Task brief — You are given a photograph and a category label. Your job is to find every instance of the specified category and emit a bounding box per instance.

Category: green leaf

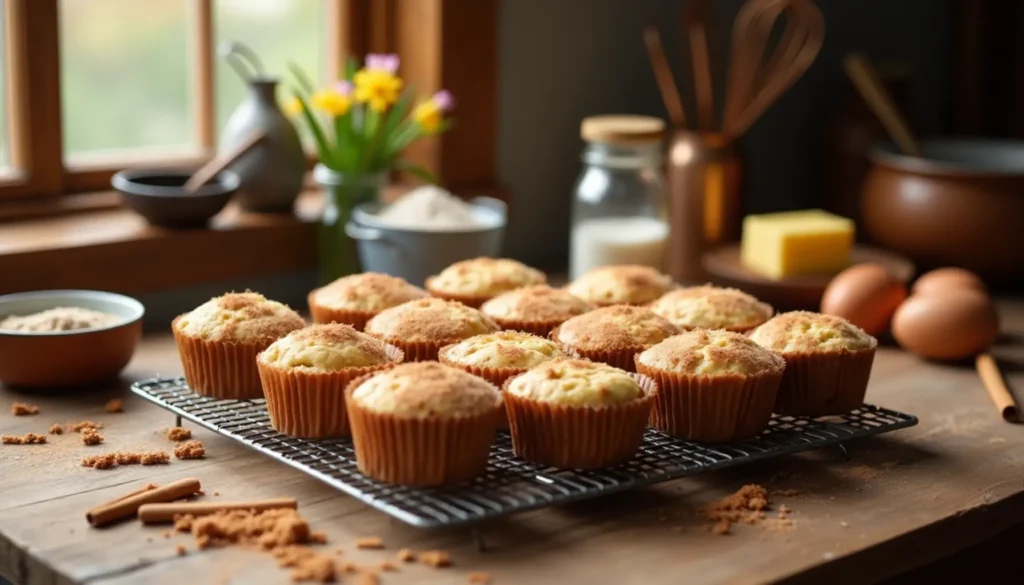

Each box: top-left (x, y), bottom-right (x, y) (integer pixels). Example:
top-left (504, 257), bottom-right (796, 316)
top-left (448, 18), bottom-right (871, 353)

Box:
top-left (294, 92), bottom-right (335, 168)
top-left (395, 159), bottom-right (440, 185)
top-left (344, 56), bottom-right (360, 81)
top-left (383, 120), bottom-right (422, 159)
top-left (288, 62), bottom-right (317, 96)
top-left (382, 88), bottom-right (414, 142)
top-left (333, 112), bottom-right (357, 172)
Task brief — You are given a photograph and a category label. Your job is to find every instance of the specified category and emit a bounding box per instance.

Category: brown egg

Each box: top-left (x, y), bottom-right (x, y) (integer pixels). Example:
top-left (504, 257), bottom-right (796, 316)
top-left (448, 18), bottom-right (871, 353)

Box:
top-left (892, 289), bottom-right (999, 360)
top-left (820, 263), bottom-right (907, 335)
top-left (912, 267), bottom-right (986, 296)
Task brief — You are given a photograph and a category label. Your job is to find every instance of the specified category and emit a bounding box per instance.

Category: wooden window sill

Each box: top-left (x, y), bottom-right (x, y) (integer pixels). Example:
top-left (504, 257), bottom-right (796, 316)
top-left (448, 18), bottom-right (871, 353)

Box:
top-left (0, 183), bottom-right (506, 295)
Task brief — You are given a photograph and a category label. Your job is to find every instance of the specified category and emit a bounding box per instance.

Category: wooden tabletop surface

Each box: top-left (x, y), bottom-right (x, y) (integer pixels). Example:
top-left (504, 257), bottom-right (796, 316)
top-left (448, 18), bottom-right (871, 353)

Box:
top-left (2, 302), bottom-right (1023, 585)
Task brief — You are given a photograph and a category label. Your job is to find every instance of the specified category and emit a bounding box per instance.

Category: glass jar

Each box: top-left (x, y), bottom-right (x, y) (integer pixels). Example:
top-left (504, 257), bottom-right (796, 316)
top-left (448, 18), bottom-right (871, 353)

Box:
top-left (569, 115), bottom-right (669, 279)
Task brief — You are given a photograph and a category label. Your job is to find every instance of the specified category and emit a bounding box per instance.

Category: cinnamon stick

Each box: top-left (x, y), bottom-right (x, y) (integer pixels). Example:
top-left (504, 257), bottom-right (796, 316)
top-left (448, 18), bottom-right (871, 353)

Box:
top-left (112, 482), bottom-right (159, 503)
top-left (976, 353), bottom-right (1020, 423)
top-left (87, 478), bottom-right (201, 527)
top-left (137, 497), bottom-right (298, 524)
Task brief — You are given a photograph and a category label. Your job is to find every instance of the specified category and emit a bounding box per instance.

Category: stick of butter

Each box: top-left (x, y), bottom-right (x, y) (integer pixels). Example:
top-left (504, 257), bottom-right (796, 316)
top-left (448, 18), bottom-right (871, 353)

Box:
top-left (740, 210), bottom-right (854, 280)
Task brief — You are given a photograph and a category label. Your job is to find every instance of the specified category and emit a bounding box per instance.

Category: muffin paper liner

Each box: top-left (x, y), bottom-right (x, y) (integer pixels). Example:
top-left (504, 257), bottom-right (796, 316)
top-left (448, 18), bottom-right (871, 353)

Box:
top-left (436, 352), bottom-right (528, 429)
top-left (257, 344), bottom-right (403, 438)
top-left (489, 316), bottom-right (568, 338)
top-left (173, 322), bottom-right (269, 400)
top-left (345, 374), bottom-right (502, 487)
top-left (502, 373), bottom-right (656, 469)
top-left (772, 347), bottom-right (876, 417)
top-left (636, 359), bottom-right (784, 442)
top-left (307, 293), bottom-right (376, 331)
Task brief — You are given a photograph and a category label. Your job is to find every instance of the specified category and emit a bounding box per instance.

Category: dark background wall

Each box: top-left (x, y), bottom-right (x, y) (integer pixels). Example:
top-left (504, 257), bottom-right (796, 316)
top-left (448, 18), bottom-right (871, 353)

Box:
top-left (497, 0), bottom-right (958, 271)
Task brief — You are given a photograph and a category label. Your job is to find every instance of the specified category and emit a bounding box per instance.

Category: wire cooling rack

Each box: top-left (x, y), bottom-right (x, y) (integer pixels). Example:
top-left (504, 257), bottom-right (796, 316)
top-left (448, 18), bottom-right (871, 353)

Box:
top-left (132, 377), bottom-right (917, 529)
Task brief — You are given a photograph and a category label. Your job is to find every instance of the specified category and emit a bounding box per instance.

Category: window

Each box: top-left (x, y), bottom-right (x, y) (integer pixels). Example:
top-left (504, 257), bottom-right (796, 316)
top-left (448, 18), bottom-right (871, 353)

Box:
top-left (0, 0), bottom-right (496, 213)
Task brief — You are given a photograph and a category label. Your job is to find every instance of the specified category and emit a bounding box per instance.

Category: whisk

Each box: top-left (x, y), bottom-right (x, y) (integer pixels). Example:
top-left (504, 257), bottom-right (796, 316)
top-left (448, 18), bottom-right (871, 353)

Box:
top-left (643, 0), bottom-right (825, 142)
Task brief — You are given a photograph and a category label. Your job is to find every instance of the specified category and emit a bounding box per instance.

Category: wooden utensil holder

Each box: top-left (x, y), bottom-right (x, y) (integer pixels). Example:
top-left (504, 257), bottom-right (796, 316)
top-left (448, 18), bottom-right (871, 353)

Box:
top-left (666, 131), bottom-right (743, 284)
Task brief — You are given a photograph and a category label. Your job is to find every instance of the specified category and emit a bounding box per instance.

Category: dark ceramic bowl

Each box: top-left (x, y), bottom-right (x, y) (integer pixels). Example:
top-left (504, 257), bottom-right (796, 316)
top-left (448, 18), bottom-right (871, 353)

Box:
top-left (112, 168), bottom-right (239, 228)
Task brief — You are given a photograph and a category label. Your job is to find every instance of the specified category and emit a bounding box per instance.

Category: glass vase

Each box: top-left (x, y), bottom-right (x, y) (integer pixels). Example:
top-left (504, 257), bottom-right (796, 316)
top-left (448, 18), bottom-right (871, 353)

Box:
top-left (313, 164), bottom-right (385, 284)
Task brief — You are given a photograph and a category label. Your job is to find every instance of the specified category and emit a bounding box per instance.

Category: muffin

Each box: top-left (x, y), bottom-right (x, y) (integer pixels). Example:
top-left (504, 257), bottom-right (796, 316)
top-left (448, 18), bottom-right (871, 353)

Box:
top-left (567, 265), bottom-right (674, 306)
top-left (425, 257), bottom-right (547, 307)
top-left (480, 285), bottom-right (595, 336)
top-left (307, 273), bottom-right (428, 330)
top-left (439, 331), bottom-right (568, 426)
top-left (635, 329), bottom-right (785, 441)
top-left (749, 311), bottom-right (877, 416)
top-left (173, 292), bottom-right (305, 399)
top-left (364, 298), bottom-right (499, 361)
top-left (346, 362), bottom-right (502, 486)
top-left (551, 305), bottom-right (681, 371)
top-left (257, 324), bottom-right (403, 438)
top-left (503, 359), bottom-right (656, 469)
top-left (650, 285), bottom-right (773, 332)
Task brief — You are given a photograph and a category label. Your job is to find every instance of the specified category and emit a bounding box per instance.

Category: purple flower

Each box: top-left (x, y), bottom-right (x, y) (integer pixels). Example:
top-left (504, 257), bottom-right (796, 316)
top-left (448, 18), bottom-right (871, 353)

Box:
top-left (365, 53), bottom-right (400, 74)
top-left (432, 89), bottom-right (455, 111)
top-left (334, 80), bottom-right (353, 95)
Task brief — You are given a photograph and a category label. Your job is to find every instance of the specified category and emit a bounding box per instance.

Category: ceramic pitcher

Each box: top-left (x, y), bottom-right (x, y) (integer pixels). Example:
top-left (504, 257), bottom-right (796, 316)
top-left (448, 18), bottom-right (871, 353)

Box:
top-left (220, 79), bottom-right (305, 213)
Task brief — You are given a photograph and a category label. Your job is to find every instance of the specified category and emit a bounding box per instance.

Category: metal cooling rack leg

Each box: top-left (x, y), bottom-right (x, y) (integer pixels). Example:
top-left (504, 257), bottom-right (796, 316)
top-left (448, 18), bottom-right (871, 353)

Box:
top-left (175, 415), bottom-right (182, 427)
top-left (836, 443), bottom-right (851, 461)
top-left (472, 528), bottom-right (486, 553)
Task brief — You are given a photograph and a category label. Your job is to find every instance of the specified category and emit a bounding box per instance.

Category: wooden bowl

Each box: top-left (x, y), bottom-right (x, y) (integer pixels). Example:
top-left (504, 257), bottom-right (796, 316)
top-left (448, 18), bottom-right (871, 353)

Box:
top-left (702, 245), bottom-right (914, 311)
top-left (861, 140), bottom-right (1024, 284)
top-left (0, 290), bottom-right (144, 388)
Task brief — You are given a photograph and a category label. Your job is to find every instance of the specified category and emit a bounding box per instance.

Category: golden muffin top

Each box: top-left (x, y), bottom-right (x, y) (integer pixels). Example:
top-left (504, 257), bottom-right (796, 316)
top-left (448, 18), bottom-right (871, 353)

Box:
top-left (174, 292), bottom-right (305, 344)
top-left (505, 359), bottom-right (643, 407)
top-left (350, 362), bottom-right (501, 417)
top-left (310, 273), bottom-right (428, 313)
top-left (637, 329), bottom-right (785, 376)
top-left (554, 305), bottom-right (681, 351)
top-left (364, 298), bottom-right (499, 343)
top-left (567, 265), bottom-right (674, 306)
top-left (480, 285), bottom-right (595, 323)
top-left (259, 324), bottom-right (396, 371)
top-left (439, 331), bottom-right (567, 369)
top-left (650, 285), bottom-right (773, 330)
top-left (749, 311), bottom-right (877, 354)
top-left (426, 257), bottom-right (546, 298)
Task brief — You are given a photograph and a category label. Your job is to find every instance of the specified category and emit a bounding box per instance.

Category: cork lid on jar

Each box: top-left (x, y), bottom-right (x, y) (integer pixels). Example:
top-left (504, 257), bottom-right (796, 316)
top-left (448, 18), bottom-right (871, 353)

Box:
top-left (580, 115), bottom-right (666, 145)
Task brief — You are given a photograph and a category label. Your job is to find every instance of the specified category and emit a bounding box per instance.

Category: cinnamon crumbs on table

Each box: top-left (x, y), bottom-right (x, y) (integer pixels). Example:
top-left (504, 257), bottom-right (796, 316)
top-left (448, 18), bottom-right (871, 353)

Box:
top-left (309, 531), bottom-right (328, 545)
top-left (355, 536), bottom-right (384, 549)
top-left (419, 550), bottom-right (452, 568)
top-left (11, 402), bottom-right (39, 415)
top-left (116, 452), bottom-right (141, 465)
top-left (174, 440), bottom-right (205, 459)
top-left (48, 423), bottom-right (63, 435)
top-left (81, 454), bottom-right (117, 469)
top-left (173, 514), bottom-right (195, 532)
top-left (396, 548), bottom-right (416, 562)
top-left (340, 561), bottom-right (358, 574)
top-left (355, 572), bottom-right (379, 585)
top-left (467, 571), bottom-right (493, 584)
top-left (105, 399), bottom-right (124, 413)
top-left (2, 433), bottom-right (47, 444)
top-left (81, 429), bottom-right (104, 445)
top-left (167, 427), bottom-right (192, 441)
top-left (140, 451), bottom-right (170, 465)
top-left (378, 560), bottom-right (398, 572)
top-left (702, 484), bottom-right (797, 535)
top-left (175, 544), bottom-right (187, 556)
top-left (68, 421), bottom-right (102, 433)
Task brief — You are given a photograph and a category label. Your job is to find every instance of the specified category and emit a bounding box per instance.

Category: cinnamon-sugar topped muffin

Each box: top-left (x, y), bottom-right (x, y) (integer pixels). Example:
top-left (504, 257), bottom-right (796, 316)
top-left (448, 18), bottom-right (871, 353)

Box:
top-left (649, 285), bottom-right (772, 332)
top-left (259, 324), bottom-right (391, 371)
top-left (364, 298), bottom-right (499, 361)
top-left (505, 359), bottom-right (643, 407)
top-left (426, 257), bottom-right (546, 307)
top-left (749, 311), bottom-right (875, 354)
top-left (567, 265), bottom-right (674, 306)
top-left (350, 362), bottom-right (501, 417)
top-left (480, 285), bottom-right (594, 335)
top-left (439, 331), bottom-right (566, 370)
top-left (175, 291), bottom-right (305, 344)
top-left (309, 272), bottom-right (428, 323)
top-left (552, 305), bottom-right (680, 371)
top-left (637, 329), bottom-right (784, 376)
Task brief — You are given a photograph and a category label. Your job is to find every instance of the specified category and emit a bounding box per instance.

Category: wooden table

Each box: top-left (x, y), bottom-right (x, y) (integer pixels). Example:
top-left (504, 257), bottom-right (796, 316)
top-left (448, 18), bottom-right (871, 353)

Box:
top-left (2, 303), bottom-right (1023, 585)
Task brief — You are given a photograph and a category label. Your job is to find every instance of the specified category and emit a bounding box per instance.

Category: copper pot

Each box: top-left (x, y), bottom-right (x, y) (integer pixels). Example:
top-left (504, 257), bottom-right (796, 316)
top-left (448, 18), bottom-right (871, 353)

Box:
top-left (861, 140), bottom-right (1024, 284)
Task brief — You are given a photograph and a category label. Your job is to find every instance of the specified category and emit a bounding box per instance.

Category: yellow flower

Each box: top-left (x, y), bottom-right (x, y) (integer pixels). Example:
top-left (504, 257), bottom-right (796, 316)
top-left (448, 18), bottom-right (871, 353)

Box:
top-left (311, 90), bottom-right (352, 116)
top-left (353, 69), bottom-right (403, 112)
top-left (412, 100), bottom-right (443, 133)
top-left (283, 96), bottom-right (303, 117)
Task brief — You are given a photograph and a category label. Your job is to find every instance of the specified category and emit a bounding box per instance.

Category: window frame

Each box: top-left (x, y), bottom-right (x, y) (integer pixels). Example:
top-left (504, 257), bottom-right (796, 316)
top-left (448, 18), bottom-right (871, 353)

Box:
top-left (0, 0), bottom-right (497, 213)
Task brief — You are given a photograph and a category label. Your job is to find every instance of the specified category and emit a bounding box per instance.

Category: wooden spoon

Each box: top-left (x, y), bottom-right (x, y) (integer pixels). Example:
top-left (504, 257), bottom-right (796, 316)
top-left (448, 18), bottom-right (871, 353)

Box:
top-left (182, 131), bottom-right (266, 194)
top-left (842, 53), bottom-right (922, 156)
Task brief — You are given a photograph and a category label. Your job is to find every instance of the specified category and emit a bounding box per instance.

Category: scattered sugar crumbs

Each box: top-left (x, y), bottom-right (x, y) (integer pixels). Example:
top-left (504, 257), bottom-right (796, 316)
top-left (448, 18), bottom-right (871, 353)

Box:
top-left (81, 450), bottom-right (169, 469)
top-left (105, 399), bottom-right (124, 413)
top-left (174, 440), bottom-right (205, 460)
top-left (2, 433), bottom-right (47, 445)
top-left (68, 421), bottom-right (103, 433)
top-left (468, 572), bottom-right (493, 584)
top-left (355, 571), bottom-right (379, 585)
top-left (355, 536), bottom-right (385, 550)
top-left (167, 427), bottom-right (192, 442)
top-left (396, 548), bottom-right (416, 562)
top-left (48, 423), bottom-right (64, 435)
top-left (81, 454), bottom-right (117, 469)
top-left (82, 429), bottom-right (104, 446)
top-left (175, 544), bottom-right (188, 556)
top-left (378, 560), bottom-right (398, 572)
top-left (11, 402), bottom-right (39, 416)
top-left (419, 550), bottom-right (452, 568)
top-left (702, 484), bottom-right (796, 536)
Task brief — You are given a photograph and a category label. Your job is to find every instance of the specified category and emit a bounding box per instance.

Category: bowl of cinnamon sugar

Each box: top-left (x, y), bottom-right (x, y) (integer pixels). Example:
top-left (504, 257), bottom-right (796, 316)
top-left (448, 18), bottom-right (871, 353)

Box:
top-left (0, 290), bottom-right (144, 388)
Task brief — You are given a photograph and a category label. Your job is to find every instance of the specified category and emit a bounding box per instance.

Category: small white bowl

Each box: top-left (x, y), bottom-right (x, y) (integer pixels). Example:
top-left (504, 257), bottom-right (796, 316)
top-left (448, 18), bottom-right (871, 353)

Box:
top-left (0, 290), bottom-right (144, 388)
